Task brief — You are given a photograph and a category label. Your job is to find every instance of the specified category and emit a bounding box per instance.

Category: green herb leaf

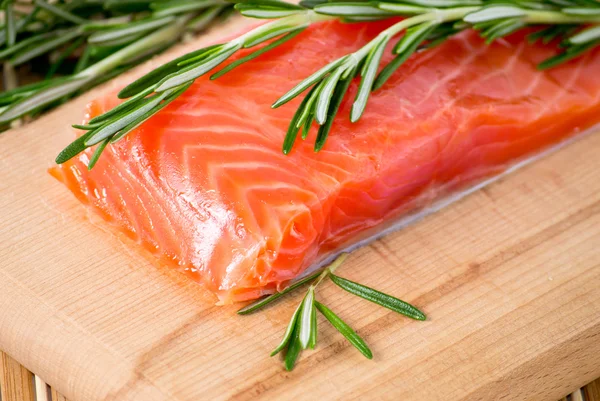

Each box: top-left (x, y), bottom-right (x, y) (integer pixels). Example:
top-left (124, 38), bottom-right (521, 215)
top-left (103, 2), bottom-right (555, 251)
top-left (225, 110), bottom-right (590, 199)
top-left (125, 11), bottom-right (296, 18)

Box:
top-left (315, 67), bottom-right (345, 124)
top-left (243, 23), bottom-right (307, 48)
top-left (528, 24), bottom-right (577, 44)
top-left (71, 123), bottom-right (101, 131)
top-left (284, 327), bottom-right (302, 371)
top-left (296, 79), bottom-right (324, 128)
top-left (0, 31), bottom-right (58, 60)
top-left (88, 16), bottom-right (175, 45)
top-left (11, 29), bottom-right (82, 66)
top-left (110, 81), bottom-right (192, 143)
top-left (329, 274), bottom-right (426, 320)
top-left (118, 46), bottom-right (219, 98)
top-left (301, 113), bottom-right (314, 139)
top-left (271, 303), bottom-right (302, 356)
top-left (563, 7), bottom-right (600, 16)
top-left (464, 5), bottom-right (526, 23)
top-left (85, 92), bottom-right (169, 146)
top-left (74, 44), bottom-right (92, 74)
top-left (55, 129), bottom-right (97, 164)
top-left (46, 36), bottom-right (86, 79)
top-left (314, 67), bottom-right (355, 151)
top-left (373, 19), bottom-right (444, 92)
top-left (309, 303), bottom-right (318, 349)
top-left (351, 36), bottom-right (388, 122)
top-left (373, 51), bottom-right (409, 91)
top-left (177, 45), bottom-right (225, 67)
top-left (236, 5), bottom-right (305, 19)
top-left (5, 3), bottom-right (17, 48)
top-left (376, 3), bottom-right (430, 14)
top-left (0, 0), bottom-right (230, 129)
top-left (187, 5), bottom-right (226, 31)
top-left (80, 16), bottom-right (133, 31)
top-left (282, 83), bottom-right (319, 154)
top-left (272, 55), bottom-right (348, 109)
top-left (152, 0), bottom-right (224, 17)
top-left (315, 301), bottom-right (373, 359)
top-left (399, 0), bottom-right (482, 6)
top-left (155, 43), bottom-right (241, 92)
top-left (478, 17), bottom-right (526, 43)
top-left (103, 0), bottom-right (153, 13)
top-left (0, 77), bottom-right (89, 124)
top-left (211, 27), bottom-right (305, 80)
top-left (0, 79), bottom-right (56, 105)
top-left (87, 138), bottom-right (110, 170)
top-left (34, 0), bottom-right (89, 24)
top-left (298, 288), bottom-right (315, 349)
top-left (538, 38), bottom-right (600, 69)
top-left (314, 2), bottom-right (397, 17)
top-left (568, 24), bottom-right (600, 44)
top-left (90, 87), bottom-right (155, 125)
top-left (299, 0), bottom-right (327, 8)
top-left (235, 0), bottom-right (305, 11)
top-left (394, 20), bottom-right (439, 54)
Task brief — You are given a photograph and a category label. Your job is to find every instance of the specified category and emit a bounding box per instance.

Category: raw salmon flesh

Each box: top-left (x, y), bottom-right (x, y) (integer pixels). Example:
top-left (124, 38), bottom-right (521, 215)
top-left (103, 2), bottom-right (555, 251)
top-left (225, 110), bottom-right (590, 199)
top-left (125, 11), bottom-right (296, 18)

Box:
top-left (51, 20), bottom-right (600, 303)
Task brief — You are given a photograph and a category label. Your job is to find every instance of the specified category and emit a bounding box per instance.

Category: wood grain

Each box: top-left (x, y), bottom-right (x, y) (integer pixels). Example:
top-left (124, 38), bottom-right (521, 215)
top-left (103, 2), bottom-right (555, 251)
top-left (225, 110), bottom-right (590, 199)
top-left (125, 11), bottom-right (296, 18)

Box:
top-left (0, 353), bottom-right (34, 401)
top-left (2, 351), bottom-right (599, 400)
top-left (51, 387), bottom-right (68, 401)
top-left (586, 378), bottom-right (600, 401)
top-left (1, 16), bottom-right (600, 401)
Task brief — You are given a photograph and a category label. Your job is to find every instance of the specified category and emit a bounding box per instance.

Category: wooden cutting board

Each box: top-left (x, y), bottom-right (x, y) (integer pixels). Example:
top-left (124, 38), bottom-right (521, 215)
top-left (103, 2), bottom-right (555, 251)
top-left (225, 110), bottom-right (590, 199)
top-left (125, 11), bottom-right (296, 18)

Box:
top-left (1, 18), bottom-right (600, 401)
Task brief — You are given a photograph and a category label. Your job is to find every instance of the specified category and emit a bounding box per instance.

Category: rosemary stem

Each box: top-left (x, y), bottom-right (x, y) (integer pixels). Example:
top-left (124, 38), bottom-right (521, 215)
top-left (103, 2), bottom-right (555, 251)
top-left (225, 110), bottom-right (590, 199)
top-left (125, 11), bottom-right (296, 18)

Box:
top-left (387, 7), bottom-right (479, 36)
top-left (3, 62), bottom-right (18, 91)
top-left (234, 10), bottom-right (335, 48)
top-left (524, 10), bottom-right (600, 24)
top-left (307, 9), bottom-right (338, 24)
top-left (352, 7), bottom-right (479, 62)
top-left (312, 253), bottom-right (349, 289)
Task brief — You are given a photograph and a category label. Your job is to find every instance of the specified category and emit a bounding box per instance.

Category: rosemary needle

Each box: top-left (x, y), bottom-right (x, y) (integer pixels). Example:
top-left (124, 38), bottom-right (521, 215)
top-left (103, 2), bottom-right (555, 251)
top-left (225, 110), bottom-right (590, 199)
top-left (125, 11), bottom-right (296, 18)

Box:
top-left (315, 301), bottom-right (372, 359)
top-left (284, 326), bottom-right (302, 371)
top-left (330, 274), bottom-right (426, 320)
top-left (298, 288), bottom-right (315, 349)
top-left (271, 303), bottom-right (302, 356)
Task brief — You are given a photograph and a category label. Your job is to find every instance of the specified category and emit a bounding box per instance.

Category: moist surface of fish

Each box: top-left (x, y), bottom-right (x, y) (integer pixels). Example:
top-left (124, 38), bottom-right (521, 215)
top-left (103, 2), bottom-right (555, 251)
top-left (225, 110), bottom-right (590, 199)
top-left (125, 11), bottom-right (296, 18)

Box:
top-left (51, 21), bottom-right (600, 302)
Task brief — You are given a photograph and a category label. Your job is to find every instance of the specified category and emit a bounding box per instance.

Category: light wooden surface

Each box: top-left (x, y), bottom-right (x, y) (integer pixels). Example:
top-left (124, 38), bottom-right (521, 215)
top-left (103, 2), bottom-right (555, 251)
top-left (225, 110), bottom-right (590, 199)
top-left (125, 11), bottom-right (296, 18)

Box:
top-left (587, 378), bottom-right (600, 400)
top-left (1, 17), bottom-right (600, 401)
top-left (2, 356), bottom-right (599, 401)
top-left (0, 353), bottom-right (34, 401)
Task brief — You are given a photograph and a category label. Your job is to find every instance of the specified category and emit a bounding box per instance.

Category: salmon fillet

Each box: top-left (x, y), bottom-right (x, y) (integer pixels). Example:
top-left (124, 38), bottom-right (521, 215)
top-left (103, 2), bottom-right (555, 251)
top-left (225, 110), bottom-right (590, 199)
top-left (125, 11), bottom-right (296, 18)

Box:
top-left (51, 20), bottom-right (600, 303)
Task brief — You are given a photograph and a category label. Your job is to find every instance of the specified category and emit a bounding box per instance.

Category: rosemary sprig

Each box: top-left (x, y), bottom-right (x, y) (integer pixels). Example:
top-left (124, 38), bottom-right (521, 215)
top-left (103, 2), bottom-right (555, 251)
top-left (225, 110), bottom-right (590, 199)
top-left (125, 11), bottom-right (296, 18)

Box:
top-left (239, 253), bottom-right (426, 370)
top-left (56, 4), bottom-right (334, 168)
top-left (274, 0), bottom-right (600, 153)
top-left (57, 0), bottom-right (600, 168)
top-left (0, 0), bottom-right (232, 127)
